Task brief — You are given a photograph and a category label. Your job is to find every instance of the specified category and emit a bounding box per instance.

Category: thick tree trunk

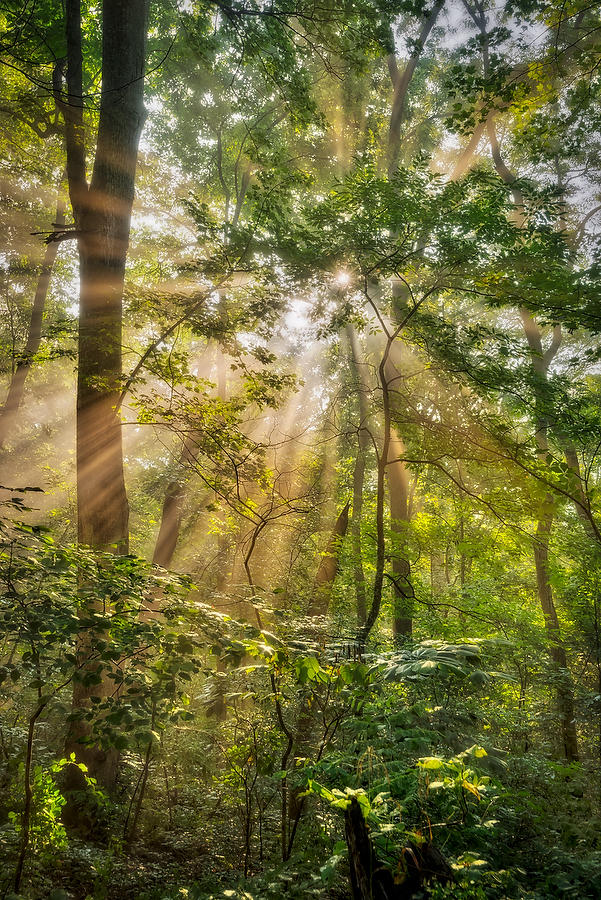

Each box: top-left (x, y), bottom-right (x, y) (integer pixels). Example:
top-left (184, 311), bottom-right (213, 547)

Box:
top-left (76, 0), bottom-right (148, 552)
top-left (62, 0), bottom-right (150, 791)
top-left (76, 234), bottom-right (130, 552)
top-left (0, 194), bottom-right (65, 448)
top-left (345, 797), bottom-right (379, 900)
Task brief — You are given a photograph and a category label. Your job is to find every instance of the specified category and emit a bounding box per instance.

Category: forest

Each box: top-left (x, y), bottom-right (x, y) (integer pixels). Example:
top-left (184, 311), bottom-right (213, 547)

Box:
top-left (1, 0), bottom-right (601, 897)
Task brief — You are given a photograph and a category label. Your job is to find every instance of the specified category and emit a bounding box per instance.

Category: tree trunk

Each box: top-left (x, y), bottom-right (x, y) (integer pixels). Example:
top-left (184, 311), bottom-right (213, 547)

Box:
top-left (458, 511), bottom-right (467, 587)
top-left (286, 501), bottom-right (350, 849)
top-left (0, 193), bottom-right (65, 449)
top-left (214, 344), bottom-right (232, 590)
top-left (345, 796), bottom-right (378, 900)
top-left (351, 451), bottom-right (368, 624)
top-left (387, 0), bottom-right (444, 175)
top-left (387, 429), bottom-right (413, 639)
top-left (76, 0), bottom-right (148, 553)
top-left (61, 0), bottom-right (150, 791)
top-left (152, 340), bottom-right (229, 574)
top-left (357, 334), bottom-right (395, 653)
top-left (309, 501), bottom-right (350, 616)
top-left (535, 507), bottom-right (579, 761)
top-left (346, 324), bottom-right (371, 624)
top-left (153, 432), bottom-right (201, 569)
top-left (449, 113), bottom-right (491, 181)
top-left (488, 120), bottom-right (579, 763)
top-left (561, 444), bottom-right (601, 543)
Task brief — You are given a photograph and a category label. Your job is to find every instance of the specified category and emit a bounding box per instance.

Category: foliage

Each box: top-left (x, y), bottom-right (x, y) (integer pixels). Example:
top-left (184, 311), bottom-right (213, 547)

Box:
top-left (2, 0), bottom-right (601, 896)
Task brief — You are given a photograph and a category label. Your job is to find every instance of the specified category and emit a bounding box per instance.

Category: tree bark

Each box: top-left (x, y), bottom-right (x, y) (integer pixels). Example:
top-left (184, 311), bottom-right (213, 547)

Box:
top-left (357, 332), bottom-right (396, 653)
top-left (213, 344), bottom-right (232, 590)
top-left (535, 507), bottom-right (579, 760)
top-left (384, 8), bottom-right (430, 630)
top-left (387, 428), bottom-right (413, 639)
top-left (153, 432), bottom-right (201, 569)
top-left (346, 324), bottom-right (371, 624)
top-left (449, 115), bottom-right (489, 180)
top-left (286, 500), bottom-right (350, 848)
top-left (61, 0), bottom-right (150, 790)
top-left (75, 0), bottom-right (149, 553)
top-left (309, 501), bottom-right (350, 616)
top-left (387, 0), bottom-right (444, 175)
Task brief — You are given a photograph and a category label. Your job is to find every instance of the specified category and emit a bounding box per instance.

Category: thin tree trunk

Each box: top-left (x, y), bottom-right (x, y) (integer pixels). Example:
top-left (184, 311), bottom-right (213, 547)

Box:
top-left (387, 428), bottom-right (413, 639)
top-left (488, 120), bottom-right (579, 761)
top-left (13, 702), bottom-right (46, 891)
top-left (351, 451), bottom-right (368, 624)
top-left (535, 506), bottom-right (579, 760)
top-left (458, 510), bottom-right (466, 586)
top-left (449, 115), bottom-right (489, 180)
top-left (346, 324), bottom-right (371, 624)
top-left (560, 430), bottom-right (601, 544)
top-left (285, 501), bottom-right (350, 853)
top-left (151, 132), bottom-right (252, 575)
top-left (0, 193), bottom-right (66, 448)
top-left (385, 8), bottom-right (432, 622)
top-left (152, 340), bottom-right (225, 573)
top-left (153, 432), bottom-right (201, 569)
top-left (357, 335), bottom-right (395, 653)
top-left (309, 501), bottom-right (350, 616)
top-left (214, 343), bottom-right (232, 590)
top-left (430, 549), bottom-right (446, 597)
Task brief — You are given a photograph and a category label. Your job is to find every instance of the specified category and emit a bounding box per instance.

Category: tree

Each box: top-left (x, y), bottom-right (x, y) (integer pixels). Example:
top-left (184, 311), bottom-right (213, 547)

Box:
top-left (58, 0), bottom-right (150, 787)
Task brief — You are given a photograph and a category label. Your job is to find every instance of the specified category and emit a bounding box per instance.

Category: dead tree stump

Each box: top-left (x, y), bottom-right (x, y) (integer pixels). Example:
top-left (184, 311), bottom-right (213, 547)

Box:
top-left (344, 796), bottom-right (454, 899)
